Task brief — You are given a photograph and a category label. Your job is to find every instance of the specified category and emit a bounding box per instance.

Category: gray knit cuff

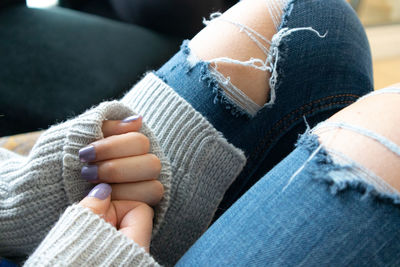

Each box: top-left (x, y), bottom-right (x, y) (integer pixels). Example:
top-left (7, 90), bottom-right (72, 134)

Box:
top-left (61, 101), bottom-right (172, 235)
top-left (121, 73), bottom-right (247, 264)
top-left (0, 97), bottom-right (171, 261)
top-left (24, 205), bottom-right (160, 267)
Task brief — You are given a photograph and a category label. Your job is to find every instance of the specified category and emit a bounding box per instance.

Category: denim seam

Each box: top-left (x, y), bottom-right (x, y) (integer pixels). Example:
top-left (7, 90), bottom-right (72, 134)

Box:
top-left (253, 100), bottom-right (354, 157)
top-left (250, 94), bottom-right (359, 159)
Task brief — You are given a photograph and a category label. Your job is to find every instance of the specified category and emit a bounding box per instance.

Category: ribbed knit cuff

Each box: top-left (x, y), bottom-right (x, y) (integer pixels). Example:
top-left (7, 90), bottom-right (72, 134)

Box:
top-left (62, 101), bottom-right (139, 202)
top-left (0, 100), bottom-right (171, 261)
top-left (121, 73), bottom-right (247, 265)
top-left (24, 205), bottom-right (159, 267)
top-left (0, 147), bottom-right (23, 161)
top-left (61, 101), bottom-right (172, 235)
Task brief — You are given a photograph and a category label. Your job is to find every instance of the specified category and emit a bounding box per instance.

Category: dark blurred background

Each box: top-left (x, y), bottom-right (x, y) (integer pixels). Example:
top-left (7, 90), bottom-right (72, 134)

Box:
top-left (0, 0), bottom-right (236, 136)
top-left (3, 0), bottom-right (396, 136)
top-left (61, 0), bottom-right (237, 38)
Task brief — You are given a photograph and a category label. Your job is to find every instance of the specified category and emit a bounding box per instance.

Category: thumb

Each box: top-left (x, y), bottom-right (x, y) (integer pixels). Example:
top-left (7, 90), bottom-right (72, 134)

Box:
top-left (118, 202), bottom-right (154, 252)
top-left (80, 183), bottom-right (112, 216)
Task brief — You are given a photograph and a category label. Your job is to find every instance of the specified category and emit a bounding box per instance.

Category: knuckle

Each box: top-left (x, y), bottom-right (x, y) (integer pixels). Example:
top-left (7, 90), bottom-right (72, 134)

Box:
top-left (140, 203), bottom-right (154, 218)
top-left (100, 137), bottom-right (115, 152)
top-left (82, 202), bottom-right (104, 216)
top-left (99, 141), bottom-right (108, 153)
top-left (139, 135), bottom-right (151, 153)
top-left (147, 154), bottom-right (162, 174)
top-left (151, 180), bottom-right (164, 202)
top-left (104, 161), bottom-right (119, 178)
top-left (90, 206), bottom-right (104, 216)
top-left (128, 132), bottom-right (150, 153)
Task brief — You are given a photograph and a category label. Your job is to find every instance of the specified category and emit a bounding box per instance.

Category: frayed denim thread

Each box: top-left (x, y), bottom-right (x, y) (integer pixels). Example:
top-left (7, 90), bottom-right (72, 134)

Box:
top-left (294, 133), bottom-right (400, 205)
top-left (180, 40), bottom-right (252, 118)
top-left (279, 0), bottom-right (296, 29)
top-left (186, 0), bottom-right (326, 118)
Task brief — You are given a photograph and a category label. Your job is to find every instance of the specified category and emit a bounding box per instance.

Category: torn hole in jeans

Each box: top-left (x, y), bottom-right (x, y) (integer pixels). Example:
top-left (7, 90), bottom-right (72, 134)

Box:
top-left (185, 0), bottom-right (327, 117)
top-left (282, 118), bottom-right (400, 204)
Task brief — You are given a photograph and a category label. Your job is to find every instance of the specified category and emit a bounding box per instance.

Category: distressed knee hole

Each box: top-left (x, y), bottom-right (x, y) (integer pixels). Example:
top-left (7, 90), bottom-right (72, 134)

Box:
top-left (310, 88), bottom-right (400, 197)
top-left (286, 131), bottom-right (400, 205)
top-left (314, 122), bottom-right (400, 196)
top-left (188, 0), bottom-right (326, 117)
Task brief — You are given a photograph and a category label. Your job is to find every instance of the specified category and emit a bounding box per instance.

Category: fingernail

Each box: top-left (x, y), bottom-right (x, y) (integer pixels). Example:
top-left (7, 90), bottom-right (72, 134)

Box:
top-left (81, 165), bottom-right (98, 181)
top-left (79, 145), bottom-right (96, 162)
top-left (122, 115), bottom-right (141, 123)
top-left (87, 183), bottom-right (112, 200)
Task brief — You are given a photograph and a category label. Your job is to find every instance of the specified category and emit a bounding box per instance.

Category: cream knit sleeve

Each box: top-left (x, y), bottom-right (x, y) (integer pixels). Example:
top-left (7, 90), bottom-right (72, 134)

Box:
top-left (1, 73), bottom-right (246, 266)
top-left (24, 205), bottom-right (160, 267)
top-left (0, 101), bottom-right (171, 263)
top-left (121, 73), bottom-right (247, 265)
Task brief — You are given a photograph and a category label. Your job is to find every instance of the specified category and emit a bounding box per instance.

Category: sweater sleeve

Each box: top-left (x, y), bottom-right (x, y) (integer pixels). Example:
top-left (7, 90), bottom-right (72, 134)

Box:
top-left (1, 73), bottom-right (246, 266)
top-left (0, 101), bottom-right (171, 263)
top-left (24, 205), bottom-right (160, 267)
top-left (121, 73), bottom-right (247, 265)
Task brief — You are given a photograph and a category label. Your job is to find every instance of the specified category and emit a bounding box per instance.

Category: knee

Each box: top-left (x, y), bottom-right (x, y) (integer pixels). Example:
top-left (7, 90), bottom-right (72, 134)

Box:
top-left (286, 0), bottom-right (372, 72)
top-left (314, 89), bottom-right (400, 193)
top-left (275, 0), bottom-right (373, 98)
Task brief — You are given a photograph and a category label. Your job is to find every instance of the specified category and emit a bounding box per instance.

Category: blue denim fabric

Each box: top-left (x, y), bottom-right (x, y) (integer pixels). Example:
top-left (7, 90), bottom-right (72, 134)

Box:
top-left (0, 259), bottom-right (18, 267)
top-left (177, 134), bottom-right (400, 266)
top-left (156, 0), bottom-right (373, 217)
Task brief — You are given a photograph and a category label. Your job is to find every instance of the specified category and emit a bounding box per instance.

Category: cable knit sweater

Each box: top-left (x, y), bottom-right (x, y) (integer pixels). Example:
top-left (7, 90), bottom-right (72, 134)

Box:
top-left (0, 73), bottom-right (247, 266)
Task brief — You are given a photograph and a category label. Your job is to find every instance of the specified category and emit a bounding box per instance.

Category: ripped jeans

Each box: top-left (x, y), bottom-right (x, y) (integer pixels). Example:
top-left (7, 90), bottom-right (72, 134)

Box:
top-left (153, 0), bottom-right (400, 264)
top-left (156, 0), bottom-right (373, 217)
top-left (177, 110), bottom-right (400, 265)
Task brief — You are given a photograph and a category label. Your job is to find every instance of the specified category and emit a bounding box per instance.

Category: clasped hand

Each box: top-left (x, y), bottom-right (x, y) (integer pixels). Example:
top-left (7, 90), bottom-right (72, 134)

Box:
top-left (78, 115), bottom-right (163, 251)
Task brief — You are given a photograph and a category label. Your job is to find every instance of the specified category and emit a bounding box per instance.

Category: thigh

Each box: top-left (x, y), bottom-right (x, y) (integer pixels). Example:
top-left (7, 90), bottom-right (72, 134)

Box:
top-left (0, 5), bottom-right (180, 136)
top-left (155, 0), bottom-right (373, 216)
top-left (177, 133), bottom-right (400, 266)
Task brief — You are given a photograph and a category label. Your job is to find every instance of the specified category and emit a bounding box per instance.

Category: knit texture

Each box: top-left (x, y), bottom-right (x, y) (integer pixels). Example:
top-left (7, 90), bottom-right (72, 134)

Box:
top-left (24, 205), bottom-right (159, 267)
top-left (0, 101), bottom-right (171, 262)
top-left (121, 73), bottom-right (247, 265)
top-left (1, 73), bottom-right (246, 266)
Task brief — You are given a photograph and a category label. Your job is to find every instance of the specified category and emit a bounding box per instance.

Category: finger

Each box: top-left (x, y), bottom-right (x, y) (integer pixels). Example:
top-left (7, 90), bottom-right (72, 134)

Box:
top-left (81, 154), bottom-right (161, 183)
top-left (91, 154), bottom-right (161, 183)
top-left (79, 183), bottom-right (115, 225)
top-left (102, 116), bottom-right (142, 138)
top-left (111, 200), bottom-right (144, 226)
top-left (79, 132), bottom-right (150, 163)
top-left (111, 180), bottom-right (164, 206)
top-left (118, 203), bottom-right (154, 251)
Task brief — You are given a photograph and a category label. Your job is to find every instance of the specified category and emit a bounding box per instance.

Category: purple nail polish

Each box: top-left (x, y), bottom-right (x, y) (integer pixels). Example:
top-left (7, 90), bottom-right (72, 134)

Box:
top-left (81, 165), bottom-right (98, 181)
top-left (79, 145), bottom-right (96, 162)
top-left (122, 115), bottom-right (141, 123)
top-left (87, 183), bottom-right (112, 200)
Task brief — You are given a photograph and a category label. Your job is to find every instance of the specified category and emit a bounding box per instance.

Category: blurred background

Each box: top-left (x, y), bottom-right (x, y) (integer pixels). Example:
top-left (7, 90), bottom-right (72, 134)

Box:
top-left (354, 0), bottom-right (400, 89)
top-left (0, 0), bottom-right (399, 140)
top-left (25, 0), bottom-right (400, 89)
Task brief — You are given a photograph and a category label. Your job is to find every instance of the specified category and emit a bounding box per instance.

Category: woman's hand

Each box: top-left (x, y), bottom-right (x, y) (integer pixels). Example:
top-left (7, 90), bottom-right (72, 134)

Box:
top-left (80, 183), bottom-right (154, 251)
top-left (78, 115), bottom-right (164, 206)
top-left (77, 115), bottom-right (163, 251)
